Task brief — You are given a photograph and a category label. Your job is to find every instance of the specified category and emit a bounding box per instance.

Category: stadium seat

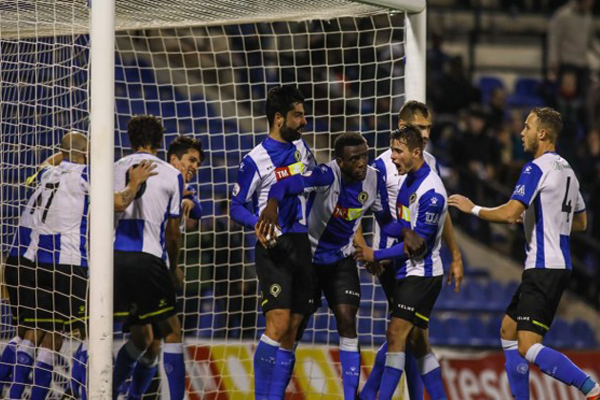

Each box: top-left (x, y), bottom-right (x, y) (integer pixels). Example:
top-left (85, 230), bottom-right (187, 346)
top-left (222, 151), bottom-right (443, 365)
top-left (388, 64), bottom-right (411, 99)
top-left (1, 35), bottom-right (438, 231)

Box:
top-left (464, 280), bottom-right (487, 311)
top-left (446, 317), bottom-right (470, 346)
top-left (478, 76), bottom-right (504, 104)
top-left (508, 77), bottom-right (545, 108)
top-left (466, 317), bottom-right (489, 347)
top-left (572, 319), bottom-right (597, 348)
top-left (485, 280), bottom-right (507, 312)
top-left (545, 319), bottom-right (571, 348)
top-left (429, 317), bottom-right (447, 346)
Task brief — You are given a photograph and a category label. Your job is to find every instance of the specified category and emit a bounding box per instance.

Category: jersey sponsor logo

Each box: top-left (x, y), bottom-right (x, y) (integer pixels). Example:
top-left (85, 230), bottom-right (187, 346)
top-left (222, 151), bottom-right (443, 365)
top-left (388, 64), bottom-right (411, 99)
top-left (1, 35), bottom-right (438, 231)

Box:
top-left (358, 191), bottom-right (369, 205)
top-left (333, 204), bottom-right (363, 221)
top-left (425, 212), bottom-right (440, 225)
top-left (398, 205), bottom-right (410, 222)
top-left (232, 183), bottom-right (240, 196)
top-left (275, 161), bottom-right (304, 181)
top-left (513, 185), bottom-right (526, 197)
top-left (269, 284), bottom-right (282, 297)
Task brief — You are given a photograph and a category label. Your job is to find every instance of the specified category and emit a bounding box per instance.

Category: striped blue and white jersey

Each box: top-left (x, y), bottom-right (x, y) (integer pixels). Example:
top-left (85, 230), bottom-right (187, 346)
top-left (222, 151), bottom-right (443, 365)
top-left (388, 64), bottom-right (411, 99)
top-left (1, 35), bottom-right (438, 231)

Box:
top-left (22, 161), bottom-right (90, 267)
top-left (230, 137), bottom-right (315, 234)
top-left (510, 152), bottom-right (585, 270)
top-left (304, 161), bottom-right (389, 265)
top-left (114, 153), bottom-right (183, 266)
top-left (8, 184), bottom-right (43, 261)
top-left (374, 163), bottom-right (447, 278)
top-left (372, 147), bottom-right (440, 250)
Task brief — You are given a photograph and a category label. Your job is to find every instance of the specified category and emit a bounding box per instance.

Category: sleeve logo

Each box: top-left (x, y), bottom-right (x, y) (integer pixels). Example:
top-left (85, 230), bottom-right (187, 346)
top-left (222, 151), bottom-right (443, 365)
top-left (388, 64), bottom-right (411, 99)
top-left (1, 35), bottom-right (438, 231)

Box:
top-left (232, 183), bottom-right (240, 196)
top-left (513, 185), bottom-right (526, 197)
top-left (524, 165), bottom-right (532, 174)
top-left (430, 196), bottom-right (438, 206)
top-left (425, 212), bottom-right (440, 225)
top-left (358, 191), bottom-right (369, 205)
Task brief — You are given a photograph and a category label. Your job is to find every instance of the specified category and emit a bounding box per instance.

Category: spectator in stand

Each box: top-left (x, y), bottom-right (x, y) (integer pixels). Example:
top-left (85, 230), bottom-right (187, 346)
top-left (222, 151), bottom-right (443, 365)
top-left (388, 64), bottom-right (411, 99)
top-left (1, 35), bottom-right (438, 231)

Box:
top-left (451, 105), bottom-right (501, 181)
top-left (553, 71), bottom-right (587, 161)
top-left (430, 56), bottom-right (480, 114)
top-left (486, 87), bottom-right (508, 131)
top-left (548, 0), bottom-right (600, 97)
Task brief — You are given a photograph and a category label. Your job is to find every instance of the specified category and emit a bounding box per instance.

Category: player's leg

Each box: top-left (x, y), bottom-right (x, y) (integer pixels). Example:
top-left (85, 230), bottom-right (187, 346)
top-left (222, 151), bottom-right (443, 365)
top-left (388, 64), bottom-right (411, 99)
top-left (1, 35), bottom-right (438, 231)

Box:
top-left (268, 312), bottom-right (304, 400)
top-left (30, 331), bottom-right (63, 400)
top-left (361, 263), bottom-right (424, 400)
top-left (0, 257), bottom-right (24, 391)
top-left (156, 314), bottom-right (185, 400)
top-left (113, 323), bottom-right (154, 398)
top-left (322, 257), bottom-right (361, 400)
top-left (379, 316), bottom-right (412, 400)
top-left (127, 335), bottom-right (160, 399)
top-left (11, 261), bottom-right (53, 399)
top-left (516, 269), bottom-right (599, 398)
top-left (257, 233), bottom-right (313, 400)
top-left (409, 328), bottom-right (446, 400)
top-left (501, 282), bottom-right (530, 400)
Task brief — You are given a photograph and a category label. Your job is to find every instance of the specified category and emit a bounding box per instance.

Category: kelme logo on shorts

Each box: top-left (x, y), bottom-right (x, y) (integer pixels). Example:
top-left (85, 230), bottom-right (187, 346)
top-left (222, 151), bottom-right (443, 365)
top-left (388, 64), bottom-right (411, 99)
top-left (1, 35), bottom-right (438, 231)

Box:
top-left (270, 284), bottom-right (282, 298)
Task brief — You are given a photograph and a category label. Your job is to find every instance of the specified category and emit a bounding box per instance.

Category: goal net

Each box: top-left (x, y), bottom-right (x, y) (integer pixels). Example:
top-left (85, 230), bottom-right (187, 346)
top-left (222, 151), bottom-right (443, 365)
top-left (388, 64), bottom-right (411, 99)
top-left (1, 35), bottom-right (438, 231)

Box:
top-left (0, 0), bottom-right (424, 398)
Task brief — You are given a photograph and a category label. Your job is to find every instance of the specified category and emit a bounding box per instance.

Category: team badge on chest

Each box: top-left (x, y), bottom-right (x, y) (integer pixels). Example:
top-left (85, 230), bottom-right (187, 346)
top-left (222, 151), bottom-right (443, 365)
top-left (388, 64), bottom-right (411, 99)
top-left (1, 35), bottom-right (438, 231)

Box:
top-left (294, 150), bottom-right (301, 162)
top-left (358, 191), bottom-right (369, 205)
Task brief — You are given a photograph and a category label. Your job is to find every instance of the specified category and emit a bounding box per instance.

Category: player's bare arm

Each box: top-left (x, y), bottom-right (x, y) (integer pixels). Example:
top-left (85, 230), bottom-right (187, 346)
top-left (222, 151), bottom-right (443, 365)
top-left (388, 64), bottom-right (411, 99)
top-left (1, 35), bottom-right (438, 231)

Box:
top-left (442, 214), bottom-right (463, 292)
top-left (256, 198), bottom-right (280, 248)
top-left (114, 160), bottom-right (158, 212)
top-left (166, 216), bottom-right (183, 287)
top-left (572, 211), bottom-right (587, 232)
top-left (448, 194), bottom-right (525, 224)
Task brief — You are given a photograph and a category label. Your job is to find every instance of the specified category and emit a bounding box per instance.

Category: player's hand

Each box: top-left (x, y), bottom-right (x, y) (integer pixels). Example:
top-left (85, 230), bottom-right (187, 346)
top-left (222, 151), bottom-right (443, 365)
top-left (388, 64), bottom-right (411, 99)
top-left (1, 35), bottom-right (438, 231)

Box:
top-left (402, 229), bottom-right (427, 258)
top-left (129, 160), bottom-right (158, 185)
top-left (173, 266), bottom-right (184, 289)
top-left (447, 254), bottom-right (464, 293)
top-left (448, 194), bottom-right (475, 214)
top-left (355, 243), bottom-right (375, 263)
top-left (182, 198), bottom-right (194, 220)
top-left (256, 199), bottom-right (280, 249)
top-left (365, 261), bottom-right (384, 276)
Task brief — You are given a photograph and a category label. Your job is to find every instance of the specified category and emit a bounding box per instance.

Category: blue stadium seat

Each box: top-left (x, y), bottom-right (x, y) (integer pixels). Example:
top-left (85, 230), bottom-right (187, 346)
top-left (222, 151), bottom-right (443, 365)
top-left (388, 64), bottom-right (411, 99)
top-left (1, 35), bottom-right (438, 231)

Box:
top-left (464, 281), bottom-right (487, 311)
top-left (466, 317), bottom-right (489, 347)
top-left (572, 319), bottom-right (597, 348)
top-left (478, 76), bottom-right (504, 104)
top-left (429, 317), bottom-right (447, 346)
top-left (545, 319), bottom-right (571, 348)
top-left (485, 281), bottom-right (507, 312)
top-left (487, 316), bottom-right (503, 347)
top-left (446, 317), bottom-right (470, 346)
top-left (508, 77), bottom-right (545, 108)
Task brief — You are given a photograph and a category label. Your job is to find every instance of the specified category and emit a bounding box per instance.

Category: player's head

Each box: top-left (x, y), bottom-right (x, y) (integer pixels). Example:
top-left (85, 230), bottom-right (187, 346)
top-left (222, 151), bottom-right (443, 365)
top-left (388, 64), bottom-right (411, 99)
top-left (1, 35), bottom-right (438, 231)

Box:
top-left (127, 115), bottom-right (164, 152)
top-left (398, 100), bottom-right (432, 147)
top-left (334, 132), bottom-right (369, 181)
top-left (390, 124), bottom-right (424, 175)
top-left (60, 130), bottom-right (88, 164)
top-left (266, 85), bottom-right (306, 142)
top-left (522, 107), bottom-right (562, 153)
top-left (167, 135), bottom-right (204, 182)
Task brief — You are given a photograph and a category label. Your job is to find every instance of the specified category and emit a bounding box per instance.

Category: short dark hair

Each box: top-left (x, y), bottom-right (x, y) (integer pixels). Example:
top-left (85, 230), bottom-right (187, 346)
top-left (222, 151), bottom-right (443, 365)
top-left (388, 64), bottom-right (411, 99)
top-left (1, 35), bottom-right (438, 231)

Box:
top-left (391, 124), bottom-right (424, 152)
top-left (531, 107), bottom-right (562, 143)
top-left (398, 100), bottom-right (430, 122)
top-left (265, 85), bottom-right (305, 127)
top-left (127, 115), bottom-right (164, 151)
top-left (167, 135), bottom-right (204, 162)
top-left (334, 132), bottom-right (367, 158)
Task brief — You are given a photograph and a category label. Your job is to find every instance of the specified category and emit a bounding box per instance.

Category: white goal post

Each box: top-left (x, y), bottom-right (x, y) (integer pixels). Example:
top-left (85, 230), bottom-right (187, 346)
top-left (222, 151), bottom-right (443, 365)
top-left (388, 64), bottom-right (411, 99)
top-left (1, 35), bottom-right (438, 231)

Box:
top-left (0, 0), bottom-right (426, 398)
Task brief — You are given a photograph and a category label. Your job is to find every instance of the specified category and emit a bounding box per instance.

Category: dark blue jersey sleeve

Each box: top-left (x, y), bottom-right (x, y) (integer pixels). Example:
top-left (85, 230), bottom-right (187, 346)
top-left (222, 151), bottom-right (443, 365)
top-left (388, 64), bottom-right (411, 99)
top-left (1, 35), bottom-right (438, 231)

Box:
top-left (230, 155), bottom-right (261, 229)
top-left (510, 162), bottom-right (543, 208)
top-left (184, 185), bottom-right (203, 220)
top-left (268, 164), bottom-right (335, 202)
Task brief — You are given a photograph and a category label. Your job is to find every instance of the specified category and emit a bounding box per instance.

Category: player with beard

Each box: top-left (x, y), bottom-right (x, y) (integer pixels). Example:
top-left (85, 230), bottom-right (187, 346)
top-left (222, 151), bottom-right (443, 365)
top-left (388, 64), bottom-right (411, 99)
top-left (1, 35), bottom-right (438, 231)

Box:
top-left (449, 108), bottom-right (600, 400)
top-left (257, 132), bottom-right (425, 399)
top-left (230, 85), bottom-right (316, 399)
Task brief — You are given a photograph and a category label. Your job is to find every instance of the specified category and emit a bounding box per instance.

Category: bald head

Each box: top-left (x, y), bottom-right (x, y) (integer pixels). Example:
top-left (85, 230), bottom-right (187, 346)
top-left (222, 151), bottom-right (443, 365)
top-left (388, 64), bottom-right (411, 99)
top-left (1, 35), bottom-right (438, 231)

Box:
top-left (61, 131), bottom-right (88, 164)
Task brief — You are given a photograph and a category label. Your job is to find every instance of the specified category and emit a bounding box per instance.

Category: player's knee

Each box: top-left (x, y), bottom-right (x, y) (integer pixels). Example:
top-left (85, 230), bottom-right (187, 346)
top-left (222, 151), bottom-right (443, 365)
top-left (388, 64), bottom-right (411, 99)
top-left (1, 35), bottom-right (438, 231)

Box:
top-left (265, 310), bottom-right (291, 341)
top-left (517, 341), bottom-right (531, 358)
top-left (131, 327), bottom-right (154, 350)
top-left (336, 315), bottom-right (357, 338)
top-left (408, 328), bottom-right (429, 357)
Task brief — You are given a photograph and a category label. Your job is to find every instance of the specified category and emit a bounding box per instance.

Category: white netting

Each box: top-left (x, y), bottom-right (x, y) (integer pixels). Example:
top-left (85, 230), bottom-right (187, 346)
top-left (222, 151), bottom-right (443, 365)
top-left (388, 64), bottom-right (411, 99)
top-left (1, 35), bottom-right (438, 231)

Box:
top-left (1, 1), bottom-right (408, 398)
